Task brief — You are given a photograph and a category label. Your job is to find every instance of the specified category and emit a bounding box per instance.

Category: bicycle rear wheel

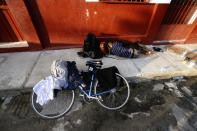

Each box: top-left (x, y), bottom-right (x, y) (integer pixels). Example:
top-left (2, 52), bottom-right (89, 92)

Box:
top-left (94, 73), bottom-right (130, 110)
top-left (31, 89), bottom-right (75, 119)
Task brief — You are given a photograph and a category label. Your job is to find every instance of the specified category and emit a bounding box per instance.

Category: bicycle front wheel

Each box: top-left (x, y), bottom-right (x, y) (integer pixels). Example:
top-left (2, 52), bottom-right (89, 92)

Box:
top-left (94, 73), bottom-right (130, 110)
top-left (31, 89), bottom-right (75, 119)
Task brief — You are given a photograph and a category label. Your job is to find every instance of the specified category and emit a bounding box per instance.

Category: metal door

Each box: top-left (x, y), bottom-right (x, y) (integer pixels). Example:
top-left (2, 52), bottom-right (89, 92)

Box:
top-left (154, 0), bottom-right (197, 44)
top-left (0, 0), bottom-right (23, 42)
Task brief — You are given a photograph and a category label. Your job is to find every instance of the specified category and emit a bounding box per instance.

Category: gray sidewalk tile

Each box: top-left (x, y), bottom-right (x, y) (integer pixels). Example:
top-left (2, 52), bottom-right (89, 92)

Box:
top-left (131, 52), bottom-right (179, 78)
top-left (175, 44), bottom-right (197, 51)
top-left (1, 45), bottom-right (197, 90)
top-left (159, 51), bottom-right (197, 76)
top-left (0, 52), bottom-right (41, 90)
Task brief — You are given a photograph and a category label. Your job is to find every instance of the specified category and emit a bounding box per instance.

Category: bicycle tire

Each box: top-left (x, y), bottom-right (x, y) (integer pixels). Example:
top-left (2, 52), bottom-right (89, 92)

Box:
top-left (31, 89), bottom-right (75, 119)
top-left (94, 73), bottom-right (130, 110)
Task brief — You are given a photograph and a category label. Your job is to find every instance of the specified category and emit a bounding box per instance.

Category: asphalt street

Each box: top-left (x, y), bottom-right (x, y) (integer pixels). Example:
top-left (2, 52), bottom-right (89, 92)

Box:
top-left (0, 76), bottom-right (197, 131)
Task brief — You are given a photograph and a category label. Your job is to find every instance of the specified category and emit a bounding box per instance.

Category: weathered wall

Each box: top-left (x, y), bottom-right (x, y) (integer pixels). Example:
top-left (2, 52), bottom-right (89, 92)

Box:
top-left (3, 0), bottom-right (169, 52)
top-left (29, 0), bottom-right (168, 47)
top-left (5, 0), bottom-right (42, 50)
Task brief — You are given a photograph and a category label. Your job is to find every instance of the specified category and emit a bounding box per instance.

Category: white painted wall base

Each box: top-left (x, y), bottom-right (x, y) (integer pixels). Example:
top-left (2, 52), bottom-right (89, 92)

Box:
top-left (0, 41), bottom-right (28, 48)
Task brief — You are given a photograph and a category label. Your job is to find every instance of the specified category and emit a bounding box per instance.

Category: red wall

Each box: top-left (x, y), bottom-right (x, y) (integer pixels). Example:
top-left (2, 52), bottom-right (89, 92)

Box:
top-left (186, 22), bottom-right (197, 44)
top-left (4, 0), bottom-right (168, 52)
top-left (35, 1), bottom-right (168, 47)
top-left (5, 0), bottom-right (42, 50)
top-left (153, 2), bottom-right (197, 44)
top-left (0, 9), bottom-right (18, 42)
top-left (155, 25), bottom-right (192, 41)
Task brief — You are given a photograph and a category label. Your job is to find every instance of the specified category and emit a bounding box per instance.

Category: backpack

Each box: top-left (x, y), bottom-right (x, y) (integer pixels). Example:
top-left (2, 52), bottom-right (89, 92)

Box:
top-left (83, 33), bottom-right (98, 52)
top-left (78, 33), bottom-right (104, 59)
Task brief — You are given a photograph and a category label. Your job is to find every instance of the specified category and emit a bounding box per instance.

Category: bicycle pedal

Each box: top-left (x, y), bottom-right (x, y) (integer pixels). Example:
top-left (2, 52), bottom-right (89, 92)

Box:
top-left (98, 96), bottom-right (103, 101)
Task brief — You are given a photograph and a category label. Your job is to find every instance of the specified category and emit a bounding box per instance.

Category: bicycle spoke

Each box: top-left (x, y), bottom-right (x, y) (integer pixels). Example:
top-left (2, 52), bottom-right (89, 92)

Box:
top-left (117, 85), bottom-right (127, 92)
top-left (31, 90), bottom-right (75, 119)
top-left (95, 73), bottom-right (130, 110)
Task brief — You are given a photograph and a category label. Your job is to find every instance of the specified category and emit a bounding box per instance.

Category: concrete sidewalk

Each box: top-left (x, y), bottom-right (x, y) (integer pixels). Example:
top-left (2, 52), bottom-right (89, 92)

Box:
top-left (1, 45), bottom-right (197, 90)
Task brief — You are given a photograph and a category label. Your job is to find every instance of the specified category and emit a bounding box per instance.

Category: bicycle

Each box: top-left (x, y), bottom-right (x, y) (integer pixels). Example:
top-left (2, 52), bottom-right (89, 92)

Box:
top-left (31, 60), bottom-right (130, 119)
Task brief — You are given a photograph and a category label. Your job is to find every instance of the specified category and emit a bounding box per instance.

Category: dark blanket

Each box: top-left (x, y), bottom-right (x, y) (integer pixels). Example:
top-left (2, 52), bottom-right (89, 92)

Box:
top-left (67, 61), bottom-right (84, 90)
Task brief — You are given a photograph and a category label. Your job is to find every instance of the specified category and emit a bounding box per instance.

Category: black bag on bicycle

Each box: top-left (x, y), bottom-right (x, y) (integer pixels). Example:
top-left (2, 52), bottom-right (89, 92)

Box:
top-left (96, 66), bottom-right (121, 90)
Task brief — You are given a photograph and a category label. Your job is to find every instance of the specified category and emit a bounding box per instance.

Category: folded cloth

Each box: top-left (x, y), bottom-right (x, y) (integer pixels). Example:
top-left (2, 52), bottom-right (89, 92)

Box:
top-left (51, 60), bottom-right (69, 89)
top-left (33, 76), bottom-right (55, 106)
top-left (50, 60), bottom-right (85, 90)
top-left (33, 60), bottom-right (85, 106)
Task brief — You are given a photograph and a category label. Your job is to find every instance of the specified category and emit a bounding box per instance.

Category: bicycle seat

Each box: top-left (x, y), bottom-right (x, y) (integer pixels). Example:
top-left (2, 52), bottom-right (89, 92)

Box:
top-left (86, 60), bottom-right (103, 67)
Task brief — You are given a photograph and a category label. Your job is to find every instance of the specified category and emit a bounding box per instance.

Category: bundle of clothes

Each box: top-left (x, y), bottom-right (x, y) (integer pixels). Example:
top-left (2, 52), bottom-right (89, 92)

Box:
top-left (78, 33), bottom-right (151, 59)
top-left (33, 60), bottom-right (85, 106)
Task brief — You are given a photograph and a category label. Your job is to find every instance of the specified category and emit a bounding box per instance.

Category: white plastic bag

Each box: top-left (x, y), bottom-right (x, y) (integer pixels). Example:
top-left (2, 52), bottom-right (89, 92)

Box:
top-left (33, 76), bottom-right (56, 106)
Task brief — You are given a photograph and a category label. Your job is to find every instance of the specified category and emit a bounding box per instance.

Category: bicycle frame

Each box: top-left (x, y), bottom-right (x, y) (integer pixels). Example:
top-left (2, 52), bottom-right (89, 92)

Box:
top-left (79, 70), bottom-right (115, 99)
